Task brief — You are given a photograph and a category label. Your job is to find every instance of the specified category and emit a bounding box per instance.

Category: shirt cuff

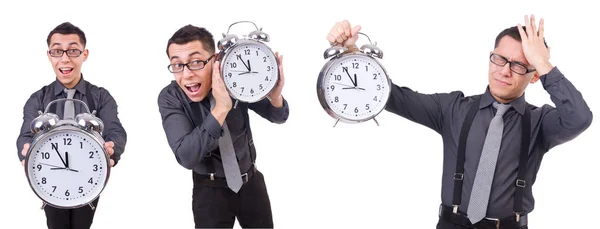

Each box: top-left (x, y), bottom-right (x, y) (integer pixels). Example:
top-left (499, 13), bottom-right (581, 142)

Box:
top-left (270, 97), bottom-right (289, 120)
top-left (540, 66), bottom-right (564, 89)
top-left (203, 112), bottom-right (223, 139)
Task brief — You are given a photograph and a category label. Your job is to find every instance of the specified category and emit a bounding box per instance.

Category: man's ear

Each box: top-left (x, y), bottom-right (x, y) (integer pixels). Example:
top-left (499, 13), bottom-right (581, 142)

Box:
top-left (82, 49), bottom-right (89, 62)
top-left (530, 72), bottom-right (541, 84)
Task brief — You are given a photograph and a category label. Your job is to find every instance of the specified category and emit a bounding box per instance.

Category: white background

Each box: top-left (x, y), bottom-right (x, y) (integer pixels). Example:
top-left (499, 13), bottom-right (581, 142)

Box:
top-left (0, 0), bottom-right (598, 228)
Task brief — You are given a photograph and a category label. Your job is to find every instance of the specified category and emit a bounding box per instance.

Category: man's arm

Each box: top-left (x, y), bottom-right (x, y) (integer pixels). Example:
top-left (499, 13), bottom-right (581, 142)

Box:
top-left (158, 91), bottom-right (221, 170)
top-left (97, 89), bottom-right (127, 166)
top-left (17, 91), bottom-right (43, 162)
top-left (539, 67), bottom-right (593, 150)
top-left (385, 83), bottom-right (464, 134)
top-left (248, 96), bottom-right (289, 124)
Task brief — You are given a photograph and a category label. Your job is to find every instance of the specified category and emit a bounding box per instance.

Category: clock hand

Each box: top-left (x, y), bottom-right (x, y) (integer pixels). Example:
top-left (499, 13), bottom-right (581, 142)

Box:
top-left (342, 87), bottom-right (366, 90)
top-left (247, 59), bottom-right (251, 72)
top-left (39, 162), bottom-right (65, 169)
top-left (53, 147), bottom-right (67, 167)
top-left (65, 151), bottom-right (69, 168)
top-left (51, 167), bottom-right (79, 172)
top-left (238, 71), bottom-right (259, 75)
top-left (332, 82), bottom-right (355, 88)
top-left (354, 73), bottom-right (358, 87)
top-left (343, 68), bottom-right (357, 86)
top-left (237, 55), bottom-right (251, 71)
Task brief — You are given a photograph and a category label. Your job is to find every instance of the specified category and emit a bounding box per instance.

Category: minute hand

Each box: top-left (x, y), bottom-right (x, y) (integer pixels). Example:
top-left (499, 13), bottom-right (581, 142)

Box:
top-left (343, 68), bottom-right (357, 86)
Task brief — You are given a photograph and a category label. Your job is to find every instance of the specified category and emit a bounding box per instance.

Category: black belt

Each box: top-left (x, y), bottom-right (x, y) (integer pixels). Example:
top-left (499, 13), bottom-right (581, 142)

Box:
top-left (439, 205), bottom-right (527, 229)
top-left (193, 164), bottom-right (257, 188)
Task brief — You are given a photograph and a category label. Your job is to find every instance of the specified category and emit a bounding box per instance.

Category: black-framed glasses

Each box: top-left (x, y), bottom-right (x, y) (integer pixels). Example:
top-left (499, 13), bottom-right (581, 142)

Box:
top-left (48, 49), bottom-right (84, 57)
top-left (489, 53), bottom-right (536, 75)
top-left (167, 55), bottom-right (214, 73)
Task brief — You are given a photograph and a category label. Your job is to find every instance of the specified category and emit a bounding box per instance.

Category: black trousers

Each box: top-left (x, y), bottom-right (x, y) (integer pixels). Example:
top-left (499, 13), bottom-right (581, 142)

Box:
top-left (192, 170), bottom-right (273, 228)
top-left (436, 216), bottom-right (528, 229)
top-left (43, 197), bottom-right (100, 229)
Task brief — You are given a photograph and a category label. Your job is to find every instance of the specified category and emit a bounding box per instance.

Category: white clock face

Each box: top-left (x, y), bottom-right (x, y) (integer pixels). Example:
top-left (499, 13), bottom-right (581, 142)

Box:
top-left (26, 129), bottom-right (108, 208)
top-left (322, 55), bottom-right (390, 122)
top-left (221, 41), bottom-right (278, 103)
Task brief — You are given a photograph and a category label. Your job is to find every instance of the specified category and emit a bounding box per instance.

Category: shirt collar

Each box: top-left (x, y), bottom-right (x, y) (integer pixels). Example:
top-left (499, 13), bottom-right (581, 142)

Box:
top-left (53, 74), bottom-right (87, 96)
top-left (479, 86), bottom-right (527, 115)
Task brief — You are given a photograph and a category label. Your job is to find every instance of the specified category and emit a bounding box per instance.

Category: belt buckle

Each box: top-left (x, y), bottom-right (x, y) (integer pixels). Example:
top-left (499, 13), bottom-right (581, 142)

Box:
top-left (209, 173), bottom-right (215, 181)
top-left (241, 173), bottom-right (249, 183)
top-left (484, 217), bottom-right (500, 229)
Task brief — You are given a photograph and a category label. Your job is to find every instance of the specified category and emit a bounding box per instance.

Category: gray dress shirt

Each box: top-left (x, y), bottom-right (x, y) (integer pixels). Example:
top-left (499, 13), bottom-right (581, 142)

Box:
top-left (17, 76), bottom-right (128, 165)
top-left (157, 80), bottom-right (289, 177)
top-left (384, 67), bottom-right (593, 218)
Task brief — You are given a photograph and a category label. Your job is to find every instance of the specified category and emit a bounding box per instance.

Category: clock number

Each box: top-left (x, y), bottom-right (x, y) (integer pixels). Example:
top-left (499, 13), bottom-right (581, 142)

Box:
top-left (241, 87), bottom-right (244, 92)
top-left (352, 63), bottom-right (359, 69)
top-left (365, 66), bottom-right (368, 72)
top-left (36, 164), bottom-right (42, 171)
top-left (343, 104), bottom-right (347, 110)
top-left (42, 177), bottom-right (47, 184)
top-left (93, 164), bottom-right (98, 172)
top-left (79, 186), bottom-right (84, 193)
top-left (89, 151), bottom-right (94, 159)
top-left (259, 84), bottom-right (263, 90)
top-left (366, 104), bottom-right (370, 110)
top-left (227, 73), bottom-right (232, 78)
top-left (230, 62), bottom-right (237, 68)
top-left (244, 49), bottom-right (250, 55)
top-left (354, 107), bottom-right (359, 113)
top-left (334, 96), bottom-right (339, 103)
top-left (80, 142), bottom-right (83, 149)
top-left (373, 73), bottom-right (378, 80)
top-left (65, 190), bottom-right (70, 197)
top-left (233, 82), bottom-right (237, 87)
top-left (267, 66), bottom-right (271, 71)
top-left (263, 56), bottom-right (267, 62)
top-left (377, 84), bottom-right (381, 91)
top-left (88, 177), bottom-right (94, 184)
top-left (334, 75), bottom-right (341, 81)
top-left (41, 152), bottom-right (50, 160)
top-left (330, 85), bottom-right (335, 91)
top-left (264, 76), bottom-right (269, 81)
top-left (63, 138), bottom-right (72, 145)
top-left (250, 88), bottom-right (254, 94)
top-left (256, 50), bottom-right (259, 56)
top-left (373, 96), bottom-right (378, 101)
top-left (52, 186), bottom-right (57, 192)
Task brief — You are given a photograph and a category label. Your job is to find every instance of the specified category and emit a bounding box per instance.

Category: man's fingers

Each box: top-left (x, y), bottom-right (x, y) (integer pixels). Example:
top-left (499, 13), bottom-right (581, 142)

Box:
top-left (21, 143), bottom-right (30, 156)
top-left (110, 159), bottom-right (115, 167)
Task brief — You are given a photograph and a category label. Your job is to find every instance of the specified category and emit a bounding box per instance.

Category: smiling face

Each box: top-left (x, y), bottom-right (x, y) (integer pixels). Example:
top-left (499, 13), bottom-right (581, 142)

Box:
top-left (47, 33), bottom-right (88, 89)
top-left (167, 40), bottom-right (214, 102)
top-left (487, 36), bottom-right (539, 103)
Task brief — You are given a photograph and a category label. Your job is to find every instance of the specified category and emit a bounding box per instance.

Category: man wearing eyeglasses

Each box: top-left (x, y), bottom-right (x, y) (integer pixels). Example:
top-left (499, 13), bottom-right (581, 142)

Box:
top-left (157, 24), bottom-right (289, 228)
top-left (327, 15), bottom-right (592, 229)
top-left (16, 22), bottom-right (127, 229)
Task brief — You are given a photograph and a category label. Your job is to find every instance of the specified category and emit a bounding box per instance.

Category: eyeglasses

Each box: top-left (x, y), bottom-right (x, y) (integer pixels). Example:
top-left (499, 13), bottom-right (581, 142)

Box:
top-left (489, 53), bottom-right (536, 75)
top-left (167, 55), bottom-right (214, 73)
top-left (48, 49), bottom-right (84, 57)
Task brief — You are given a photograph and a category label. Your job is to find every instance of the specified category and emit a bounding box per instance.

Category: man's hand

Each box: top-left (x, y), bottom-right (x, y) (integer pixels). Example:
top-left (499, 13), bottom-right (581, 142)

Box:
top-left (211, 60), bottom-right (232, 125)
top-left (268, 52), bottom-right (285, 108)
top-left (517, 14), bottom-right (553, 75)
top-left (326, 20), bottom-right (362, 52)
top-left (105, 141), bottom-right (115, 167)
top-left (21, 143), bottom-right (30, 166)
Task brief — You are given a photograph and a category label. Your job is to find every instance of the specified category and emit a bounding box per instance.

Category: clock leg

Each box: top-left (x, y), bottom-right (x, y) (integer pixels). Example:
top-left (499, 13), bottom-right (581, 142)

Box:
top-left (88, 202), bottom-right (96, 210)
top-left (333, 119), bottom-right (340, 128)
top-left (373, 117), bottom-right (380, 126)
top-left (40, 202), bottom-right (47, 210)
top-left (233, 100), bottom-right (239, 109)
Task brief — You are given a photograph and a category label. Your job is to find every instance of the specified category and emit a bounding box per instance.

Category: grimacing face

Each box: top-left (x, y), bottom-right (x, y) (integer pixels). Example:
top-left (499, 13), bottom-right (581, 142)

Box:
top-left (487, 36), bottom-right (540, 103)
top-left (47, 34), bottom-right (88, 88)
top-left (167, 40), bottom-right (214, 102)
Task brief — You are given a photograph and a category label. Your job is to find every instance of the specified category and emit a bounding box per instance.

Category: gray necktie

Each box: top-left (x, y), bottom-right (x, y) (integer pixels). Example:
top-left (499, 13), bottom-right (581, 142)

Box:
top-left (467, 103), bottom-right (510, 224)
top-left (208, 95), bottom-right (243, 193)
top-left (64, 89), bottom-right (76, 120)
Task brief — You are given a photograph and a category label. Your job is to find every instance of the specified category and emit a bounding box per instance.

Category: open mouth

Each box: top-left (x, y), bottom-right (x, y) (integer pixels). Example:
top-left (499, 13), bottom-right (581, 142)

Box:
top-left (59, 67), bottom-right (73, 75)
top-left (185, 83), bottom-right (201, 94)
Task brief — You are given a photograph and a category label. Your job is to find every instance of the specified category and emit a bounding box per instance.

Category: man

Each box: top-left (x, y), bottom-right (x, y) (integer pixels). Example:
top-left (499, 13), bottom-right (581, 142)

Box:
top-left (327, 15), bottom-right (592, 229)
top-left (16, 22), bottom-right (128, 229)
top-left (158, 24), bottom-right (289, 228)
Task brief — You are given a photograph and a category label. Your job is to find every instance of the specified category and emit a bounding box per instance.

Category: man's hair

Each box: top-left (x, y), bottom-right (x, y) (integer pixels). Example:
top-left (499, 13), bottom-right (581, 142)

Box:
top-left (166, 24), bottom-right (215, 57)
top-left (46, 22), bottom-right (87, 47)
top-left (494, 25), bottom-right (548, 48)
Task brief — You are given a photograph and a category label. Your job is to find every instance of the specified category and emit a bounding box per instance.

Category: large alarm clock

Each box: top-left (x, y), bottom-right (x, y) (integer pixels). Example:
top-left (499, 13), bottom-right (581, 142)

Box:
top-left (24, 98), bottom-right (110, 210)
top-left (317, 32), bottom-right (391, 127)
top-left (216, 21), bottom-right (279, 108)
